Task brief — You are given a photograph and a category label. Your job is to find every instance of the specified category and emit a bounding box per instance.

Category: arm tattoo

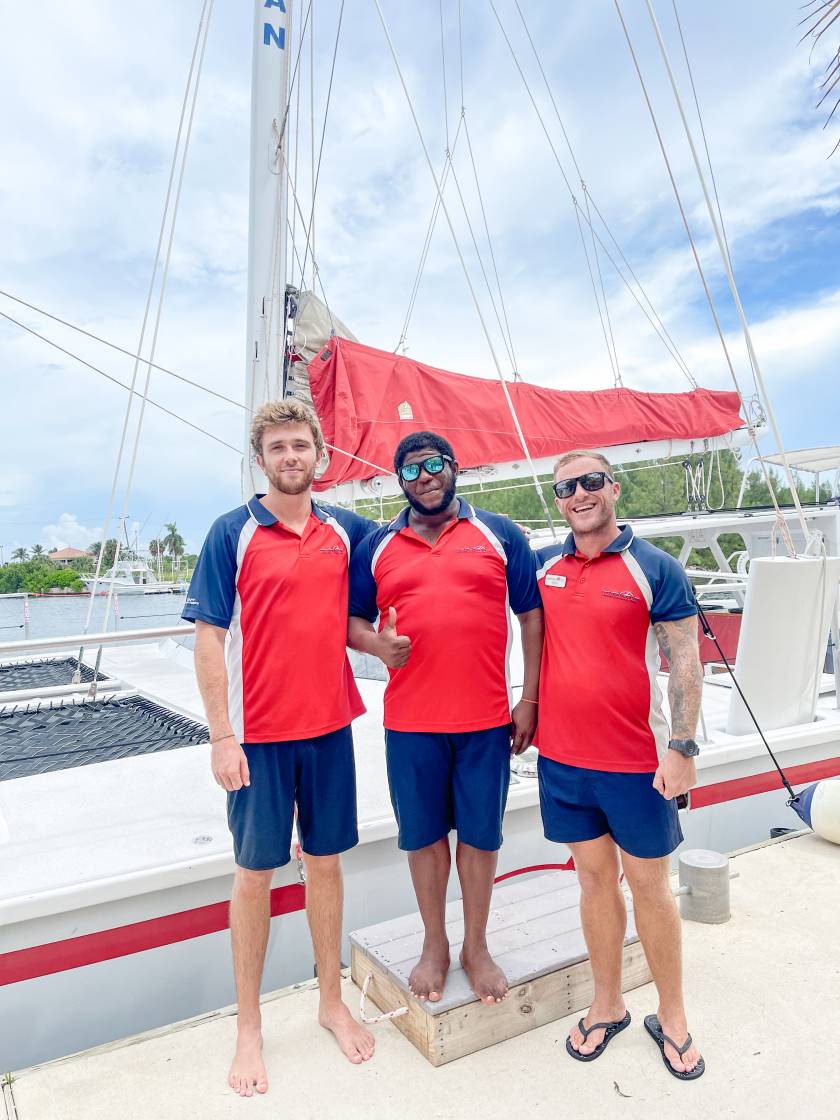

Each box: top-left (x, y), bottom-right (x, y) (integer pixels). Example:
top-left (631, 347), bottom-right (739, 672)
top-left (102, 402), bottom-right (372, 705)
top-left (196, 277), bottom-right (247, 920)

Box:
top-left (655, 616), bottom-right (703, 738)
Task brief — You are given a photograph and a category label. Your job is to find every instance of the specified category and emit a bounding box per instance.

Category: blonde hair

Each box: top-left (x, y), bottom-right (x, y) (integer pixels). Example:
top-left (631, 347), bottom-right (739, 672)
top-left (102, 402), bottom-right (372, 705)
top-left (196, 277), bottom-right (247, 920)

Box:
top-left (553, 449), bottom-right (614, 478)
top-left (250, 398), bottom-right (325, 459)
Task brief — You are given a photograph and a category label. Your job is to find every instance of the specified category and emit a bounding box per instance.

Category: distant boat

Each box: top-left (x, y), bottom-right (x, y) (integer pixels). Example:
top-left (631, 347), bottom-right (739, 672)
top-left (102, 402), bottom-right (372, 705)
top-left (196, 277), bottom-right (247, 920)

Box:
top-left (82, 559), bottom-right (185, 596)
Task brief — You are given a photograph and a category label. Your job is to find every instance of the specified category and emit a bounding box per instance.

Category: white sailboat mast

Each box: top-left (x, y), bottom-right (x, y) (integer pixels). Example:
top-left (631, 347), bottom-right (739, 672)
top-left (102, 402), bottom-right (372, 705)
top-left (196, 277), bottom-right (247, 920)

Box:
top-left (243, 0), bottom-right (293, 498)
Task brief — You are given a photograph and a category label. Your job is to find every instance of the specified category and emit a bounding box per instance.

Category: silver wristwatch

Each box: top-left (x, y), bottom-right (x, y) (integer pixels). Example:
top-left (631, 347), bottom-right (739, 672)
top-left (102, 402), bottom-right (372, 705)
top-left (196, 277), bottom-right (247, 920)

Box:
top-left (668, 738), bottom-right (700, 757)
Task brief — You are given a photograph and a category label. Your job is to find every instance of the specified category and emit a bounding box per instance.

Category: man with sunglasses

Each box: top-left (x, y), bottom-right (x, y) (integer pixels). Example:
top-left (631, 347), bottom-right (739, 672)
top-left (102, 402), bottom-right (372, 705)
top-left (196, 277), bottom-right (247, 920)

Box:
top-left (535, 450), bottom-right (705, 1081)
top-left (348, 431), bottom-right (543, 1007)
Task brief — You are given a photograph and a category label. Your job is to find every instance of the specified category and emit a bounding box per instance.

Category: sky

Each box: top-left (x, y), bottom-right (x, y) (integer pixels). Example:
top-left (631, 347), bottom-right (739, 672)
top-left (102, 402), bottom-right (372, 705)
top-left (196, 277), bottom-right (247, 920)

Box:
top-left (1, 0), bottom-right (839, 557)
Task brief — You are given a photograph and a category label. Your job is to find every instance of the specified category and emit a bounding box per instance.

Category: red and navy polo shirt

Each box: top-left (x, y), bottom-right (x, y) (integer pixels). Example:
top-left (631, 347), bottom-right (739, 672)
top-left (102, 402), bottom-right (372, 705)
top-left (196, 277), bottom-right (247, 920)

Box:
top-left (535, 525), bottom-right (696, 773)
top-left (349, 498), bottom-right (541, 733)
top-left (183, 496), bottom-right (375, 744)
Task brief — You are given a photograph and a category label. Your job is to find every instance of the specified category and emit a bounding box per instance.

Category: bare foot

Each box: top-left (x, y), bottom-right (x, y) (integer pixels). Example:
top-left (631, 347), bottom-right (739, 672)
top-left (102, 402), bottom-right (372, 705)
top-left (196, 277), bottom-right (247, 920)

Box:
top-left (657, 1010), bottom-right (703, 1074)
top-left (459, 944), bottom-right (508, 1004)
top-left (568, 1001), bottom-right (626, 1056)
top-left (319, 1000), bottom-right (375, 1064)
top-left (228, 1027), bottom-right (268, 1097)
top-left (408, 940), bottom-right (450, 1002)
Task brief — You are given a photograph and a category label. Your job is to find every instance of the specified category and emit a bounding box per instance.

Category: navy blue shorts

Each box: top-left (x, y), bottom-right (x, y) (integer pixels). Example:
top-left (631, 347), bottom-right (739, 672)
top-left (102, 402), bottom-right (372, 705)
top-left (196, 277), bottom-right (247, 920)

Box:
top-left (227, 725), bottom-right (358, 871)
top-left (385, 725), bottom-right (511, 852)
top-left (538, 755), bottom-right (683, 859)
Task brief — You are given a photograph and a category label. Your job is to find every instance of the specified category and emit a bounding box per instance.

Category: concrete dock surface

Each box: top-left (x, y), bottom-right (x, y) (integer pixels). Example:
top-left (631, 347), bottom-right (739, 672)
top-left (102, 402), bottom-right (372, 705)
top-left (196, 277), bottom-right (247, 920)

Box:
top-left (6, 831), bottom-right (839, 1120)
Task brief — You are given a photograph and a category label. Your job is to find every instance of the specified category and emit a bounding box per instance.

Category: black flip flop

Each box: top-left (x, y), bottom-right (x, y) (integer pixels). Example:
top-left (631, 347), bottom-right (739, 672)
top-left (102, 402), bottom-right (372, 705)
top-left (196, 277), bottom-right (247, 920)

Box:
top-left (644, 1014), bottom-right (706, 1080)
top-left (565, 1010), bottom-right (631, 1062)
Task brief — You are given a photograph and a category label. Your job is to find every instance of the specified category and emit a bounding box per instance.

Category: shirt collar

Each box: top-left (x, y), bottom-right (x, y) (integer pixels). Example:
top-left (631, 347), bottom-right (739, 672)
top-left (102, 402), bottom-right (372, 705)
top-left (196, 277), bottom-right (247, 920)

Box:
top-left (389, 496), bottom-right (473, 531)
top-left (247, 494), bottom-right (324, 527)
top-left (563, 523), bottom-right (634, 557)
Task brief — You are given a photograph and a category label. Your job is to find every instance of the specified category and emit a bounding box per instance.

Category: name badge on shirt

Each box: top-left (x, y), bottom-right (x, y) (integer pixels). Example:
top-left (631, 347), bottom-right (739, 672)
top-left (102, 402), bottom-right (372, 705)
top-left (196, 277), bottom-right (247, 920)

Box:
top-left (545, 574), bottom-right (566, 588)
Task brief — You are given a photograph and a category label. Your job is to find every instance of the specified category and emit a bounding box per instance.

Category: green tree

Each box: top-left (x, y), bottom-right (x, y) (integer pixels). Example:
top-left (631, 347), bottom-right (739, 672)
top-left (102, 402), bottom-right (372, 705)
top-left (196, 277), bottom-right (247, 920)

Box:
top-left (163, 523), bottom-right (185, 560)
top-left (88, 539), bottom-right (118, 569)
top-left (11, 547), bottom-right (28, 562)
top-left (30, 544), bottom-right (46, 559)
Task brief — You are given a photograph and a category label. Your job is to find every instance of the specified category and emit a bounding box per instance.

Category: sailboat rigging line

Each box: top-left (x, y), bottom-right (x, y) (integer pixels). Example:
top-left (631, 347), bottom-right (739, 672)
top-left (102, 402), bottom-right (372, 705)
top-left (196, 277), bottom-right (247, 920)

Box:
top-left (613, 1), bottom-right (797, 559)
top-left (670, 0), bottom-right (760, 402)
top-left (461, 113), bottom-right (521, 377)
top-left (694, 598), bottom-right (798, 803)
top-left (638, 0), bottom-right (811, 551)
top-left (396, 116), bottom-right (464, 353)
top-left (489, 1), bottom-right (694, 390)
top-left (372, 0), bottom-right (557, 536)
top-left (457, 0), bottom-right (465, 109)
top-left (92, 0), bottom-right (215, 688)
top-left (571, 199), bottom-right (621, 387)
top-left (0, 312), bottom-right (239, 451)
top-left (440, 0), bottom-right (450, 151)
top-left (0, 292), bottom-right (247, 413)
top-left (447, 156), bottom-right (518, 375)
top-left (76, 0), bottom-right (213, 662)
top-left (512, 0), bottom-right (621, 384)
top-left (296, 0), bottom-right (346, 299)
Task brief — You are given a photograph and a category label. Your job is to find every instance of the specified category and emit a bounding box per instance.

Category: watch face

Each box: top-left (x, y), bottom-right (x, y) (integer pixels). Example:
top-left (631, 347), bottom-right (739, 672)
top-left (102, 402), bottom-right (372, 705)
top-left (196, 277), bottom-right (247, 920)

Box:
top-left (670, 739), bottom-right (699, 756)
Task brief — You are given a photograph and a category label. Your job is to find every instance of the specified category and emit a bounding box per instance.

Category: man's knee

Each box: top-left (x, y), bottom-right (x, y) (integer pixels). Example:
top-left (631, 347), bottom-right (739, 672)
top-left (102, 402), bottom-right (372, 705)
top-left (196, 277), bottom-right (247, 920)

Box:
top-left (621, 855), bottom-right (671, 902)
top-left (571, 838), bottom-right (621, 895)
top-left (303, 852), bottom-right (342, 880)
top-left (234, 866), bottom-right (275, 898)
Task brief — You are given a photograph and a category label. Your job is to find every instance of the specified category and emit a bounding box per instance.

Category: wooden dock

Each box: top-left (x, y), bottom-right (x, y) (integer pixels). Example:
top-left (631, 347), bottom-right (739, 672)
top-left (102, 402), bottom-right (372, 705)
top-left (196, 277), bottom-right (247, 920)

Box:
top-left (350, 870), bottom-right (651, 1065)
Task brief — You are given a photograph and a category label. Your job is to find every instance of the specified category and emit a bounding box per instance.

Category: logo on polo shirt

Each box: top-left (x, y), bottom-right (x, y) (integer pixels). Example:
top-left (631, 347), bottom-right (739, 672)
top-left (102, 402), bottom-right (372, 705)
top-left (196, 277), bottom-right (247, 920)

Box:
top-left (186, 596), bottom-right (199, 606)
top-left (456, 545), bottom-right (489, 553)
top-left (319, 545), bottom-right (345, 554)
top-left (602, 589), bottom-right (641, 603)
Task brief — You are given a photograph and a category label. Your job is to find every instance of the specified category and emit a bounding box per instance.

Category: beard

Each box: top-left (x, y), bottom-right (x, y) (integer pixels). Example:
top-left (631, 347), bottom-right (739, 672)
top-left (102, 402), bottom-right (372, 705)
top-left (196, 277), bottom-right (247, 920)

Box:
top-left (405, 478), bottom-right (457, 516)
top-left (264, 460), bottom-right (317, 495)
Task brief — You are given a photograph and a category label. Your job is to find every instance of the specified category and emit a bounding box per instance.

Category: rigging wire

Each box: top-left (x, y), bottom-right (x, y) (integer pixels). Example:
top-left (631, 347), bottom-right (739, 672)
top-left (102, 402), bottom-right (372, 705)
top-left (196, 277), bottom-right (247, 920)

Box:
top-left (612, 0), bottom-right (797, 557)
top-left (488, 0), bottom-right (696, 389)
top-left (372, 0), bottom-right (557, 535)
top-left (632, 0), bottom-right (810, 550)
top-left (79, 0), bottom-right (212, 651)
top-left (0, 310), bottom-right (239, 452)
top-left (395, 117), bottom-right (465, 353)
top-left (94, 0), bottom-right (216, 669)
top-left (297, 0), bottom-right (346, 297)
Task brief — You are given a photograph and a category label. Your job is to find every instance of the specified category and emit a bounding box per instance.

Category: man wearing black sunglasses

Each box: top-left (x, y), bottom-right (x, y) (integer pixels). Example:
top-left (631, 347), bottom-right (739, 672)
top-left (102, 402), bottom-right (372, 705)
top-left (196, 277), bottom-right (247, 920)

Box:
top-left (534, 450), bottom-right (705, 1081)
top-left (348, 431), bottom-right (543, 1008)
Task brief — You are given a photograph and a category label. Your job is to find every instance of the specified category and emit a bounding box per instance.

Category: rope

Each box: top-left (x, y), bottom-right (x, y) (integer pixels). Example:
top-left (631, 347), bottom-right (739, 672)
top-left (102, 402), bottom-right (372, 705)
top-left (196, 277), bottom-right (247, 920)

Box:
top-left (461, 113), bottom-right (521, 377)
top-left (297, 0), bottom-right (346, 298)
top-left (93, 0), bottom-right (215, 687)
top-left (395, 115), bottom-right (464, 353)
top-left (372, 0), bottom-right (557, 537)
top-left (614, 0), bottom-right (798, 558)
top-left (695, 598), bottom-right (798, 802)
top-left (490, 1), bottom-right (696, 389)
top-left (640, 0), bottom-right (810, 552)
top-left (78, 0), bottom-right (213, 661)
top-left (439, 0), bottom-right (450, 151)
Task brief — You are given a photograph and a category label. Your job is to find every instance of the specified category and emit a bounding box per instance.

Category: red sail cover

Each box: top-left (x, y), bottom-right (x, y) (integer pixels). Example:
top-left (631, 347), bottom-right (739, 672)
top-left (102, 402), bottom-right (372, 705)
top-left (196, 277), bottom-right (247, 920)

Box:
top-left (308, 337), bottom-right (744, 489)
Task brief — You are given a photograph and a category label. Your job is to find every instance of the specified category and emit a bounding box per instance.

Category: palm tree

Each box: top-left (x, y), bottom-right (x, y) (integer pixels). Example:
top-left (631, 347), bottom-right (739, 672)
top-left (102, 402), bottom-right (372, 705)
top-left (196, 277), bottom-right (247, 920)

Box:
top-left (11, 547), bottom-right (28, 562)
top-left (162, 523), bottom-right (185, 560)
top-left (802, 1), bottom-right (840, 154)
top-left (31, 544), bottom-right (46, 559)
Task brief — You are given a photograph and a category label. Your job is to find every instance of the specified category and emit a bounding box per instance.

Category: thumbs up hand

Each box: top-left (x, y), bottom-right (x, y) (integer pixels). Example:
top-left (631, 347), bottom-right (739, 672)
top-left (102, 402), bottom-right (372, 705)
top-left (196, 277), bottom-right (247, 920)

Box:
top-left (377, 606), bottom-right (411, 668)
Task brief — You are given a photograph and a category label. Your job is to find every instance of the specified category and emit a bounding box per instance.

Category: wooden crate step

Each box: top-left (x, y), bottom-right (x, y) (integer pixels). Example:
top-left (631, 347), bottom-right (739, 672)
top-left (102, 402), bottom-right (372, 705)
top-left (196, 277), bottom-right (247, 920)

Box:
top-left (350, 871), bottom-right (651, 1066)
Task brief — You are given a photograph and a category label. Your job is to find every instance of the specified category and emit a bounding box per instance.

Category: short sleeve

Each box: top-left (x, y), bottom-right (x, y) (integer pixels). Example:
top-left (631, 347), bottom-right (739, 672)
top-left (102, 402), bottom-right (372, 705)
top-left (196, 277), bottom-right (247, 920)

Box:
top-left (649, 552), bottom-right (697, 624)
top-left (348, 530), bottom-right (381, 622)
top-left (182, 517), bottom-right (239, 629)
top-left (498, 519), bottom-right (541, 614)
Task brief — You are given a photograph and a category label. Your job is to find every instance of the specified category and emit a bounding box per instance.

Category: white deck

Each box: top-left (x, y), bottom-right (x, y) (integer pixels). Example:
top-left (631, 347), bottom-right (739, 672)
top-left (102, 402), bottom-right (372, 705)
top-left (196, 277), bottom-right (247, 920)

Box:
top-left (7, 832), bottom-right (839, 1118)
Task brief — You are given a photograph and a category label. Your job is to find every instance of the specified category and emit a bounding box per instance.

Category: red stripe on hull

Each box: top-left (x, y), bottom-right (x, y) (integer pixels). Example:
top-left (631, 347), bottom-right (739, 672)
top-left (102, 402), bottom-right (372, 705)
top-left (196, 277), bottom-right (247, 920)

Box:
top-left (0, 883), bottom-right (305, 987)
top-left (692, 756), bottom-right (840, 808)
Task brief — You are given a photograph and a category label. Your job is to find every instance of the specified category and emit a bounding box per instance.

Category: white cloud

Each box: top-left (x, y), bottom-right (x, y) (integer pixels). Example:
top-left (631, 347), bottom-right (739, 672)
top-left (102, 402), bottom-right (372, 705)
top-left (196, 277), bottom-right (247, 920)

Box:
top-left (41, 514), bottom-right (102, 551)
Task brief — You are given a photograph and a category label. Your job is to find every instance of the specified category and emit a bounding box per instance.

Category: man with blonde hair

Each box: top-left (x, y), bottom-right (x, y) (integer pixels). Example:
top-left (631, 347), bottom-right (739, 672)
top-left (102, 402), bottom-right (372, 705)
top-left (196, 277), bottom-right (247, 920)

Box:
top-left (534, 449), bottom-right (705, 1081)
top-left (184, 399), bottom-right (376, 1096)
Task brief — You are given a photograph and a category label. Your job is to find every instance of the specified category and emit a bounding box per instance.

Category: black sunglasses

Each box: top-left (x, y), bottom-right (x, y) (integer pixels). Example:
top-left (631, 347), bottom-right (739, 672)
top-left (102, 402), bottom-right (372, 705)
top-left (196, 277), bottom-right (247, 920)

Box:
top-left (398, 454), bottom-right (453, 483)
top-left (553, 471), bottom-right (615, 500)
